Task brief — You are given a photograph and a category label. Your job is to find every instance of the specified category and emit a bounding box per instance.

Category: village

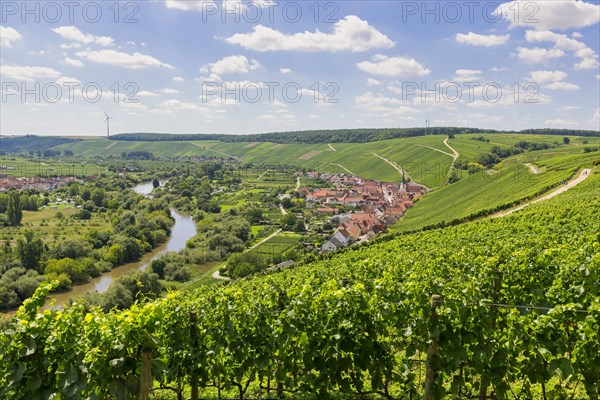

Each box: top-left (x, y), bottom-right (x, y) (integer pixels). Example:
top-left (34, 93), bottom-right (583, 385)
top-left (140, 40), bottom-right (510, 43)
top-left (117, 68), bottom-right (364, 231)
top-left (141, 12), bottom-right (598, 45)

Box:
top-left (0, 175), bottom-right (81, 192)
top-left (295, 171), bottom-right (428, 252)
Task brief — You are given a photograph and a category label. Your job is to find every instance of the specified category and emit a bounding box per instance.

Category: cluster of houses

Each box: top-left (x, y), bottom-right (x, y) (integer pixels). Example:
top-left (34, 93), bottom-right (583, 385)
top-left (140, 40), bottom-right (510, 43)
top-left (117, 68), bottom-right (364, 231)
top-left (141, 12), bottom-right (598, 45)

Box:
top-left (296, 172), bottom-right (427, 252)
top-left (0, 175), bottom-right (81, 192)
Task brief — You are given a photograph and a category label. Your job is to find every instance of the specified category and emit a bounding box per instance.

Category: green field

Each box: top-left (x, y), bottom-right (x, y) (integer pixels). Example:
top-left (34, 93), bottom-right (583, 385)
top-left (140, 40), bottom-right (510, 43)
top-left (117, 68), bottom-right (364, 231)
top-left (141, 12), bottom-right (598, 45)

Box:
top-left (248, 232), bottom-right (303, 258)
top-left (52, 133), bottom-right (599, 188)
top-left (394, 150), bottom-right (598, 232)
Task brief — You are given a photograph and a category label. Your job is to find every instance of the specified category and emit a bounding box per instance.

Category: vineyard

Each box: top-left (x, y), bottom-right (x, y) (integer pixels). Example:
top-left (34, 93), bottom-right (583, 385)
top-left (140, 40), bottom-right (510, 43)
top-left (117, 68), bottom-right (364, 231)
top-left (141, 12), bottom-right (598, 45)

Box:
top-left (1, 172), bottom-right (599, 399)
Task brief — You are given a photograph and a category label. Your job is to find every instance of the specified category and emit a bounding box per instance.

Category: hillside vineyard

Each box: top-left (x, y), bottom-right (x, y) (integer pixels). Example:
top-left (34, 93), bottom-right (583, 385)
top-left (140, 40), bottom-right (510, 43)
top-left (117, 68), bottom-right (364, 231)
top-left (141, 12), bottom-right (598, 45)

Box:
top-left (2, 173), bottom-right (598, 399)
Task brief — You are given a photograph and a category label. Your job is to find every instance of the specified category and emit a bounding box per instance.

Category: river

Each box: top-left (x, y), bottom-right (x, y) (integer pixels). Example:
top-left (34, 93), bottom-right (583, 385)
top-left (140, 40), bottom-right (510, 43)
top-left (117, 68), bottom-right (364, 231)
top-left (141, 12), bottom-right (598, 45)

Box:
top-left (46, 181), bottom-right (197, 307)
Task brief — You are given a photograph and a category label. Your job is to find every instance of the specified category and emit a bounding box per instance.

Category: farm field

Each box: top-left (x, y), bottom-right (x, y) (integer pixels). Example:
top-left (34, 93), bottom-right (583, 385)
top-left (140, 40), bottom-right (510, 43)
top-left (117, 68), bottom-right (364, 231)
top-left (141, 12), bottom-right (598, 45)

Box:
top-left (247, 232), bottom-right (303, 259)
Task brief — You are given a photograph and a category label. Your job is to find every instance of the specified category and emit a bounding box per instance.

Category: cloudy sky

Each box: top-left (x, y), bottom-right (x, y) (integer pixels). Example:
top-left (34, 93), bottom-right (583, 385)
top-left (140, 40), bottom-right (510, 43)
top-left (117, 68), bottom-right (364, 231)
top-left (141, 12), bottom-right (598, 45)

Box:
top-left (1, 0), bottom-right (599, 136)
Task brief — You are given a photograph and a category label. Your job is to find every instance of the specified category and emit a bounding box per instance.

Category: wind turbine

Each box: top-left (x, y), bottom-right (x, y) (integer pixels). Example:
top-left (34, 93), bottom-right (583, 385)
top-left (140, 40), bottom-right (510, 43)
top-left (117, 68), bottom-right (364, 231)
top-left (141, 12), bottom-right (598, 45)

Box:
top-left (104, 112), bottom-right (114, 138)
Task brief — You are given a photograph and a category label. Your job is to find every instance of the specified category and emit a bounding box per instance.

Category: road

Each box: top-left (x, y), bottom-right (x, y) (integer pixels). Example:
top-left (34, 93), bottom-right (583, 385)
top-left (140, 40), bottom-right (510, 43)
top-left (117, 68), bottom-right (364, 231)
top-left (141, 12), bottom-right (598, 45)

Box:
top-left (295, 176), bottom-right (301, 191)
top-left (323, 161), bottom-right (356, 176)
top-left (524, 163), bottom-right (541, 174)
top-left (372, 153), bottom-right (404, 175)
top-left (493, 169), bottom-right (592, 218)
top-left (328, 143), bottom-right (337, 152)
top-left (443, 138), bottom-right (460, 170)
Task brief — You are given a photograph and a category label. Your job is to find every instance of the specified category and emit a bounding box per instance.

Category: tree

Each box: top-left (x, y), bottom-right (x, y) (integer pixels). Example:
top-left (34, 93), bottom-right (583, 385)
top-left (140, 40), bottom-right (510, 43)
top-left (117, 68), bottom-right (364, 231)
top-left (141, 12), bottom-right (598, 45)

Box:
top-left (152, 178), bottom-right (160, 188)
top-left (281, 197), bottom-right (293, 209)
top-left (7, 191), bottom-right (22, 226)
top-left (245, 208), bottom-right (263, 224)
top-left (281, 213), bottom-right (297, 230)
top-left (563, 137), bottom-right (570, 145)
top-left (81, 188), bottom-right (91, 201)
top-left (91, 189), bottom-right (105, 207)
top-left (16, 231), bottom-right (44, 272)
top-left (448, 133), bottom-right (455, 139)
top-left (294, 219), bottom-right (306, 232)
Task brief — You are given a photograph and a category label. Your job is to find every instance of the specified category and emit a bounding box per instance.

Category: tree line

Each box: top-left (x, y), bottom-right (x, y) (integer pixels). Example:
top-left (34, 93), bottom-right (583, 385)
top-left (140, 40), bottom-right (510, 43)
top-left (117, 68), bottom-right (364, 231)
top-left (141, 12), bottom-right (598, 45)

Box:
top-left (110, 127), bottom-right (599, 144)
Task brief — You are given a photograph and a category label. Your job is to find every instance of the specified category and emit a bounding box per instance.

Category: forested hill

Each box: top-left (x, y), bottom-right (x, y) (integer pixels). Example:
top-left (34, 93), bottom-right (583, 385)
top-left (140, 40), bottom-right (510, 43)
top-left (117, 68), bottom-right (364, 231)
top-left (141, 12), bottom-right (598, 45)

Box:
top-left (110, 127), bottom-right (600, 144)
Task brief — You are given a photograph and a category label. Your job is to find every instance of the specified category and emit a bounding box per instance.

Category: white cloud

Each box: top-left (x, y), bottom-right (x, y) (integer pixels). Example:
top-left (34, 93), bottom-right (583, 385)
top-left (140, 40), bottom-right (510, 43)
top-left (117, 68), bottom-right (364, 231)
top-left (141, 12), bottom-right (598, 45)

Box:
top-left (165, 0), bottom-right (276, 12)
top-left (280, 68), bottom-right (293, 74)
top-left (528, 70), bottom-right (567, 83)
top-left (516, 47), bottom-right (565, 64)
top-left (491, 67), bottom-right (508, 72)
top-left (51, 26), bottom-right (114, 46)
top-left (160, 99), bottom-right (209, 112)
top-left (1, 65), bottom-right (61, 81)
top-left (357, 55), bottom-right (430, 77)
top-left (544, 118), bottom-right (579, 126)
top-left (0, 26), bottom-right (22, 47)
top-left (592, 107), bottom-right (600, 125)
top-left (59, 43), bottom-right (81, 49)
top-left (160, 88), bottom-right (179, 94)
top-left (63, 57), bottom-right (84, 67)
top-left (56, 76), bottom-right (81, 85)
top-left (74, 50), bottom-right (174, 69)
top-left (173, 76), bottom-right (185, 82)
top-left (137, 91), bottom-right (159, 97)
top-left (575, 58), bottom-right (600, 70)
top-left (453, 69), bottom-right (483, 82)
top-left (354, 92), bottom-right (418, 117)
top-left (525, 29), bottom-right (599, 70)
top-left (202, 55), bottom-right (261, 75)
top-left (496, 0), bottom-right (600, 30)
top-left (559, 105), bottom-right (581, 111)
top-left (544, 81), bottom-right (580, 91)
top-left (367, 78), bottom-right (381, 86)
top-left (454, 32), bottom-right (509, 47)
top-left (225, 15), bottom-right (394, 52)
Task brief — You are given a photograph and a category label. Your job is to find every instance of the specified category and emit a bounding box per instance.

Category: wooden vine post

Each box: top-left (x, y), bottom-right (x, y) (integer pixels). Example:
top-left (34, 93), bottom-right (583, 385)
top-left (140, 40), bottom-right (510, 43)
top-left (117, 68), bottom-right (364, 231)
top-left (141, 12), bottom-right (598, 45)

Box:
top-left (424, 294), bottom-right (443, 400)
top-left (190, 312), bottom-right (199, 400)
top-left (479, 271), bottom-right (502, 399)
top-left (138, 347), bottom-right (153, 400)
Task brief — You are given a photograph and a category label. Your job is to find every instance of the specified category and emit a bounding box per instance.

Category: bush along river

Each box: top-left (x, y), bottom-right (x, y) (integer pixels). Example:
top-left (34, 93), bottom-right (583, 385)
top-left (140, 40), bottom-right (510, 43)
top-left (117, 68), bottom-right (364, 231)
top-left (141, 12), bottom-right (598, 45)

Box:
top-left (47, 181), bottom-right (197, 307)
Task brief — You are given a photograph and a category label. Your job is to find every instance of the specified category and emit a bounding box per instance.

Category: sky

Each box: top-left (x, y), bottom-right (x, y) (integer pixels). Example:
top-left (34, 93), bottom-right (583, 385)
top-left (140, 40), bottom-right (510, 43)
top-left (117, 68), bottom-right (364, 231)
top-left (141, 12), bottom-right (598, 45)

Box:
top-left (0, 0), bottom-right (599, 136)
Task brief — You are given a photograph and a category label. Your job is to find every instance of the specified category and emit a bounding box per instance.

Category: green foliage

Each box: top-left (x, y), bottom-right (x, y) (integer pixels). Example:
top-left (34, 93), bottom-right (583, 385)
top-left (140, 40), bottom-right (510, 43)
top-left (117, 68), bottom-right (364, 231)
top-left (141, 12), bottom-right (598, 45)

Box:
top-left (16, 231), bottom-right (44, 272)
top-left (0, 173), bottom-right (599, 398)
top-left (7, 191), bottom-right (23, 226)
top-left (280, 213), bottom-right (297, 230)
top-left (226, 251), bottom-right (269, 278)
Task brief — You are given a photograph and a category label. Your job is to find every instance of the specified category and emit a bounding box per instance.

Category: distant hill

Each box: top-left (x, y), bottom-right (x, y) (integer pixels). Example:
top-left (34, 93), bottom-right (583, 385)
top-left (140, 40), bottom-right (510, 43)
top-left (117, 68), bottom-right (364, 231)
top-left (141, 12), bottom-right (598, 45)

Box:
top-left (110, 127), bottom-right (599, 144)
top-left (0, 136), bottom-right (80, 154)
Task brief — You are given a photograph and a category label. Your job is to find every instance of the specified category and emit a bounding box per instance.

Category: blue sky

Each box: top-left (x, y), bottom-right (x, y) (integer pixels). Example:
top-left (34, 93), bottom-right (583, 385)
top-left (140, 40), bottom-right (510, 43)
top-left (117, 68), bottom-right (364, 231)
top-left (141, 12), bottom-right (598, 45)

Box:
top-left (1, 0), bottom-right (599, 136)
